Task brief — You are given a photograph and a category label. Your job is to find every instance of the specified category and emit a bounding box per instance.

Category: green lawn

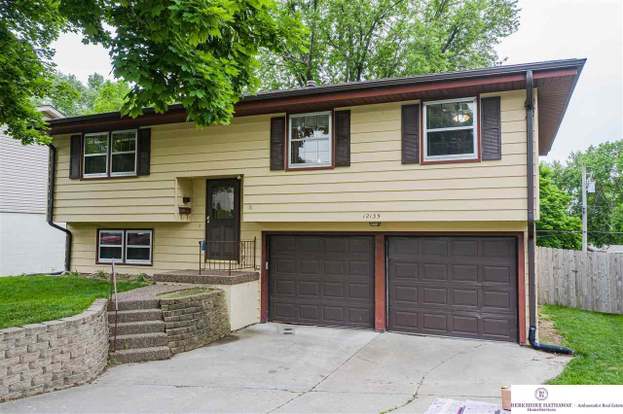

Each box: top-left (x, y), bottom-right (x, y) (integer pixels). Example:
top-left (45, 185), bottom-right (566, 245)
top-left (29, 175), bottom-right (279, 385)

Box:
top-left (0, 275), bottom-right (147, 329)
top-left (541, 304), bottom-right (623, 384)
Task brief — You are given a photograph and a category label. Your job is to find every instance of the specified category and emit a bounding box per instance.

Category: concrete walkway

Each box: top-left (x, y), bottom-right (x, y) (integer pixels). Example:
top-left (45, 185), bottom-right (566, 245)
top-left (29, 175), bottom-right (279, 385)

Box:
top-left (0, 324), bottom-right (570, 414)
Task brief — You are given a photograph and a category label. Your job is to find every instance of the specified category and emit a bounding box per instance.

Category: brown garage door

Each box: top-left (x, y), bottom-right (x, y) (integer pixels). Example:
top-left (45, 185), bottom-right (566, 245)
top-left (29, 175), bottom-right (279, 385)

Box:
top-left (269, 235), bottom-right (374, 328)
top-left (388, 236), bottom-right (518, 342)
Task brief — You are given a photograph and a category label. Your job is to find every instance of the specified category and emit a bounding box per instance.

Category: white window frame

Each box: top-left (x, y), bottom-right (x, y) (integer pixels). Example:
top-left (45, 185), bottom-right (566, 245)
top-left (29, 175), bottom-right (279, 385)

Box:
top-left (287, 111), bottom-right (333, 169)
top-left (97, 229), bottom-right (124, 263)
top-left (110, 129), bottom-right (138, 177)
top-left (83, 132), bottom-right (110, 178)
top-left (423, 97), bottom-right (478, 162)
top-left (125, 230), bottom-right (153, 265)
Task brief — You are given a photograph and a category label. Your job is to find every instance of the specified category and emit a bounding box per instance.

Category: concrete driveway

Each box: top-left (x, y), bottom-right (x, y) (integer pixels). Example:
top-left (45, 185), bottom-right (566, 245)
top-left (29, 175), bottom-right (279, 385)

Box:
top-left (0, 323), bottom-right (569, 414)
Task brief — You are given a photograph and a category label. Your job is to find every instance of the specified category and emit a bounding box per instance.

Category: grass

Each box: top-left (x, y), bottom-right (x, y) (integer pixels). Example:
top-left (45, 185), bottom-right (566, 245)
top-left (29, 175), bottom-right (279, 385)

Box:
top-left (157, 287), bottom-right (214, 299)
top-left (0, 274), bottom-right (148, 329)
top-left (541, 304), bottom-right (623, 384)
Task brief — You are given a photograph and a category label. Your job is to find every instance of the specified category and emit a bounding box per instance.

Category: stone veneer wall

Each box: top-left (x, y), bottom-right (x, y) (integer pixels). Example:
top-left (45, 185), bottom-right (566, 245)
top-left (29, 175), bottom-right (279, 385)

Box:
top-left (159, 289), bottom-right (230, 354)
top-left (0, 299), bottom-right (109, 402)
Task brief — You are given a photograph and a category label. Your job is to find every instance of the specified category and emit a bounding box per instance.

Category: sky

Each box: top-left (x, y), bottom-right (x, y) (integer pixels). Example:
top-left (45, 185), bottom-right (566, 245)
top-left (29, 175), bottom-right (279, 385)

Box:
top-left (51, 0), bottom-right (622, 163)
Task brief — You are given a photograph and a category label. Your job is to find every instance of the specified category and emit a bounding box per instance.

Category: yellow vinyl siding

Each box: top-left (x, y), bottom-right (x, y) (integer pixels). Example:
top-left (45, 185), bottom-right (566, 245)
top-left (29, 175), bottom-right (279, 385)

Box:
top-left (52, 89), bottom-right (532, 223)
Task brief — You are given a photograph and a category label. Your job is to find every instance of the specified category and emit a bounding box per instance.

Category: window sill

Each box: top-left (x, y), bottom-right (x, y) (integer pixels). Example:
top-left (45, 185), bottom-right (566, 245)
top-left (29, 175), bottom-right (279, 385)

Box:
top-left (285, 164), bottom-right (335, 172)
top-left (96, 261), bottom-right (153, 266)
top-left (81, 174), bottom-right (138, 180)
top-left (421, 156), bottom-right (480, 165)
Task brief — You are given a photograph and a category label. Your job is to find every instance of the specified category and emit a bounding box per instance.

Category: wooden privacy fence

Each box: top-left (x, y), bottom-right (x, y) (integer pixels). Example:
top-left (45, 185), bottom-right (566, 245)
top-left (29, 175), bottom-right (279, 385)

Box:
top-left (538, 247), bottom-right (623, 314)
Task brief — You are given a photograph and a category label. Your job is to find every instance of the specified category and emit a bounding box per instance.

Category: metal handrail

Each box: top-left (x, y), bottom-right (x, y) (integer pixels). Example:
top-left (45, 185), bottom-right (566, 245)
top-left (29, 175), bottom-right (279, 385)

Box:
top-left (108, 261), bottom-right (119, 353)
top-left (198, 238), bottom-right (256, 275)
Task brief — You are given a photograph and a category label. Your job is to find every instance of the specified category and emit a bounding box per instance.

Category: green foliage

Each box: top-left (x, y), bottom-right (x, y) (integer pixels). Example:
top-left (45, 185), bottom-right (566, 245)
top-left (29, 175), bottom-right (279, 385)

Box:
top-left (0, 274), bottom-right (147, 329)
top-left (1, 0), bottom-right (306, 145)
top-left (256, 0), bottom-right (520, 89)
top-left (547, 140), bottom-right (623, 247)
top-left (537, 164), bottom-right (582, 249)
top-left (40, 71), bottom-right (131, 115)
top-left (542, 305), bottom-right (623, 385)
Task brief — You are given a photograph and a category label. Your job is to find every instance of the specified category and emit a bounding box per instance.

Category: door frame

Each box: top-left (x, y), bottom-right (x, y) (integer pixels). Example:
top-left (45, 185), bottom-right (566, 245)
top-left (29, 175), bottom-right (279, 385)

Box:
top-left (260, 231), bottom-right (526, 344)
top-left (205, 177), bottom-right (241, 260)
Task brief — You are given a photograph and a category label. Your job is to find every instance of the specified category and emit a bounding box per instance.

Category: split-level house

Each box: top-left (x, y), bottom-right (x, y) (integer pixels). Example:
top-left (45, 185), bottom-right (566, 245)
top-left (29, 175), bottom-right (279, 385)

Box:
top-left (46, 59), bottom-right (585, 343)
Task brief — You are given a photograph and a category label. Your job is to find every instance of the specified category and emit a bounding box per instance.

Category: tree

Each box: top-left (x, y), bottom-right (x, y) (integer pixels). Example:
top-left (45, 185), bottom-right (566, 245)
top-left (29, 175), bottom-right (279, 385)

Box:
top-left (1, 0), bottom-right (306, 145)
top-left (548, 140), bottom-right (623, 247)
top-left (256, 0), bottom-right (519, 89)
top-left (39, 71), bottom-right (131, 115)
top-left (536, 164), bottom-right (582, 249)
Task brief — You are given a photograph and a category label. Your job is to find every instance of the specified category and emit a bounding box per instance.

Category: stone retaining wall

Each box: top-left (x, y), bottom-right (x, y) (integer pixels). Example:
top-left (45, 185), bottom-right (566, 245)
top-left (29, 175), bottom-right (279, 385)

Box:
top-left (0, 299), bottom-right (109, 402)
top-left (159, 289), bottom-right (230, 354)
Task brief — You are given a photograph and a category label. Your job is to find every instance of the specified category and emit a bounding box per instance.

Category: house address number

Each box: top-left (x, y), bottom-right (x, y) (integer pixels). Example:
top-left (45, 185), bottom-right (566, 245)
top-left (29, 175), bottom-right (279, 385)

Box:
top-left (363, 212), bottom-right (381, 220)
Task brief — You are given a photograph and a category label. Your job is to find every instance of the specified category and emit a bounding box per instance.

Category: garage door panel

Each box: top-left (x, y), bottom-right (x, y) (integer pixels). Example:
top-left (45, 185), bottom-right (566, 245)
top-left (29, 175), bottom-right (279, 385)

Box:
top-left (422, 287), bottom-right (448, 305)
top-left (483, 265), bottom-right (512, 283)
top-left (393, 285), bottom-right (418, 303)
top-left (421, 263), bottom-right (448, 281)
top-left (273, 279), bottom-right (296, 296)
top-left (450, 239), bottom-right (478, 256)
top-left (482, 317), bottom-right (516, 340)
top-left (269, 235), bottom-right (374, 328)
top-left (482, 290), bottom-right (514, 310)
top-left (298, 280), bottom-right (320, 296)
top-left (482, 239), bottom-right (515, 256)
top-left (452, 288), bottom-right (479, 307)
top-left (451, 264), bottom-right (478, 282)
top-left (390, 310), bottom-right (419, 331)
top-left (388, 236), bottom-right (518, 342)
top-left (322, 282), bottom-right (345, 297)
top-left (348, 308), bottom-right (372, 324)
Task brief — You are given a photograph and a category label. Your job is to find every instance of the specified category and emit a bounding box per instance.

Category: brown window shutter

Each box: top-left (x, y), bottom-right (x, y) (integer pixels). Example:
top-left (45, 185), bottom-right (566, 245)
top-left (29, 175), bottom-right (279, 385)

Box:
top-left (270, 117), bottom-right (285, 171)
top-left (401, 104), bottom-right (420, 164)
top-left (137, 128), bottom-right (151, 176)
top-left (334, 110), bottom-right (351, 167)
top-left (69, 134), bottom-right (82, 179)
top-left (481, 96), bottom-right (502, 161)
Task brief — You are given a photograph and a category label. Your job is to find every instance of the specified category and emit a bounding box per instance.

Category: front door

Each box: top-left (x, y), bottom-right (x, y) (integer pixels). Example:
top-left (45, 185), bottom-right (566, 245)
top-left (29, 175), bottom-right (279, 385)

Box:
top-left (206, 178), bottom-right (240, 260)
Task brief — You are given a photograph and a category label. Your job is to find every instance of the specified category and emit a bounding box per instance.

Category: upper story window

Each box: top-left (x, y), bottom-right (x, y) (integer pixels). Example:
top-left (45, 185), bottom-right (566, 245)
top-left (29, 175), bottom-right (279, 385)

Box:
top-left (83, 130), bottom-right (137, 178)
top-left (288, 111), bottom-right (332, 168)
top-left (111, 130), bottom-right (137, 176)
top-left (423, 97), bottom-right (478, 162)
top-left (83, 133), bottom-right (109, 177)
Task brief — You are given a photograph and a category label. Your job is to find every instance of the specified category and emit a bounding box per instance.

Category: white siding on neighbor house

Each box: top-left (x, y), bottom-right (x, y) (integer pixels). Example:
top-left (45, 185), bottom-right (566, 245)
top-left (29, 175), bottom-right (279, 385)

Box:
top-left (0, 130), bottom-right (65, 275)
top-left (0, 132), bottom-right (50, 214)
top-left (0, 212), bottom-right (65, 275)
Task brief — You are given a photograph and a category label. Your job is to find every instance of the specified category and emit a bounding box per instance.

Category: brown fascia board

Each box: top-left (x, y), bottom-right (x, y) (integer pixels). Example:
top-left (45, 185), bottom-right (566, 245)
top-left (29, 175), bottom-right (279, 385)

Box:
top-left (48, 59), bottom-right (586, 142)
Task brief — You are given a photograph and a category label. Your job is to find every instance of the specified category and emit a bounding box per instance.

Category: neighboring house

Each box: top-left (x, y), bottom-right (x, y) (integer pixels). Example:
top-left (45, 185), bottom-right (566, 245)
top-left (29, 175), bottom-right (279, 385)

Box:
top-left (46, 59), bottom-right (585, 344)
top-left (0, 106), bottom-right (66, 275)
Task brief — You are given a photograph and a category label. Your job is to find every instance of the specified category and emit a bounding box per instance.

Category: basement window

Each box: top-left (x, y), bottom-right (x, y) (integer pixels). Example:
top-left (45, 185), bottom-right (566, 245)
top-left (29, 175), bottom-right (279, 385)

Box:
top-left (288, 111), bottom-right (332, 168)
top-left (423, 97), bottom-right (478, 161)
top-left (98, 230), bottom-right (123, 263)
top-left (97, 229), bottom-right (153, 265)
top-left (125, 230), bottom-right (152, 265)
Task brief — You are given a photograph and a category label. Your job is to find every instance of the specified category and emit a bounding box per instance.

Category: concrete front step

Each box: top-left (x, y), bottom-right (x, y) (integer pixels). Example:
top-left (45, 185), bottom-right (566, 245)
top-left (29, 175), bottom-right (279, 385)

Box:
top-left (110, 332), bottom-right (168, 350)
top-left (111, 320), bottom-right (165, 336)
top-left (109, 346), bottom-right (171, 364)
top-left (108, 308), bottom-right (162, 324)
top-left (108, 299), bottom-right (160, 311)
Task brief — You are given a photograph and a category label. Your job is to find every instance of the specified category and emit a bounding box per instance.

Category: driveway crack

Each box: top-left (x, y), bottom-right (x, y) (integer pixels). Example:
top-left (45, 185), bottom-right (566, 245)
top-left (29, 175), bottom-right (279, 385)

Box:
top-left (380, 343), bottom-right (484, 414)
top-left (266, 333), bottom-right (379, 413)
